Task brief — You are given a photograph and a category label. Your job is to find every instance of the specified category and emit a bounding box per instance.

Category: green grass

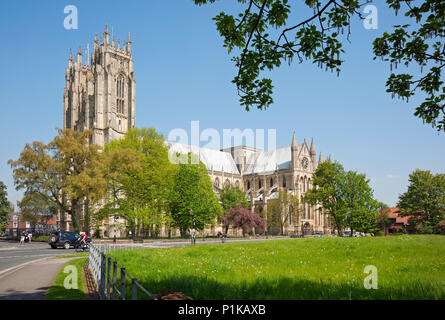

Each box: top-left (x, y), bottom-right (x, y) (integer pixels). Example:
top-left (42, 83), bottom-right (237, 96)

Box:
top-left (45, 258), bottom-right (87, 300)
top-left (107, 235), bottom-right (445, 300)
top-left (55, 252), bottom-right (89, 259)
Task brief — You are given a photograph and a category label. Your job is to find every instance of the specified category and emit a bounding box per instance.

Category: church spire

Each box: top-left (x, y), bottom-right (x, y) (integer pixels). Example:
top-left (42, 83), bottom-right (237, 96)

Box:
top-left (104, 24), bottom-right (109, 45)
top-left (318, 152), bottom-right (323, 164)
top-left (77, 45), bottom-right (82, 65)
top-left (291, 132), bottom-right (298, 150)
top-left (127, 32), bottom-right (132, 54)
top-left (310, 138), bottom-right (316, 155)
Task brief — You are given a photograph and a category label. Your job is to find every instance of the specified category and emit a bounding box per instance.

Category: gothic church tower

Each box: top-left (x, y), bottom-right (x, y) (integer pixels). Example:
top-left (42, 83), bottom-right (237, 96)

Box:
top-left (63, 25), bottom-right (136, 147)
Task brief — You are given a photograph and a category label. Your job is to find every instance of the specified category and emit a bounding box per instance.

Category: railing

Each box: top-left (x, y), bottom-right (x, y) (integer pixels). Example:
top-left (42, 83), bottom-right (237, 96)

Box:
top-left (89, 243), bottom-right (157, 300)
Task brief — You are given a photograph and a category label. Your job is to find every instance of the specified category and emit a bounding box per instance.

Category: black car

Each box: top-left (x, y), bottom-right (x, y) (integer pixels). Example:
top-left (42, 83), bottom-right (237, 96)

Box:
top-left (48, 231), bottom-right (80, 249)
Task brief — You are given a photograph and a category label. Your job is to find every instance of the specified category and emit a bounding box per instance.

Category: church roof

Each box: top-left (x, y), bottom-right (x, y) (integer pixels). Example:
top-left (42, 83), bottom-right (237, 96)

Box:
top-left (243, 146), bottom-right (300, 175)
top-left (166, 142), bottom-right (240, 174)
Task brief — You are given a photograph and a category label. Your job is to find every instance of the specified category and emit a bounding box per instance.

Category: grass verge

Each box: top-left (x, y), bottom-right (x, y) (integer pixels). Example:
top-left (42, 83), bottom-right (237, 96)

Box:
top-left (45, 258), bottom-right (87, 300)
top-left (108, 235), bottom-right (445, 300)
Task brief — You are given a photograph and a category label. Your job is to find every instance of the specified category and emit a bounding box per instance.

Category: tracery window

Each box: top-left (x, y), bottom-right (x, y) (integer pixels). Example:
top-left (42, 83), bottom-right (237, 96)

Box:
top-left (116, 75), bottom-right (125, 114)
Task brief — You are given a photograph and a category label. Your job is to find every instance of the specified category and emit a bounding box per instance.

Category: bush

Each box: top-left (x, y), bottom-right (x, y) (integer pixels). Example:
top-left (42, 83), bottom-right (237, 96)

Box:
top-left (32, 235), bottom-right (49, 242)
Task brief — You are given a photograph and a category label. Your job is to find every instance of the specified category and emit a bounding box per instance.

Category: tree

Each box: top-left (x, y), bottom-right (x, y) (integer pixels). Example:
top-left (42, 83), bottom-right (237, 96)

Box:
top-left (398, 169), bottom-right (445, 233)
top-left (195, 0), bottom-right (444, 131)
top-left (265, 191), bottom-right (300, 235)
top-left (221, 205), bottom-right (264, 236)
top-left (377, 203), bottom-right (393, 236)
top-left (219, 185), bottom-right (249, 211)
top-left (0, 181), bottom-right (12, 232)
top-left (305, 161), bottom-right (379, 235)
top-left (305, 161), bottom-right (347, 235)
top-left (373, 1), bottom-right (445, 131)
top-left (341, 170), bottom-right (379, 234)
top-left (101, 128), bottom-right (177, 239)
top-left (8, 129), bottom-right (106, 233)
top-left (169, 153), bottom-right (223, 236)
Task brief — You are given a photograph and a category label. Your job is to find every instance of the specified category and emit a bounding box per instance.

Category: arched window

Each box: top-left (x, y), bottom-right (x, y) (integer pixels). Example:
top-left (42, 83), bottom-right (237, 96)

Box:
top-left (258, 179), bottom-right (262, 189)
top-left (247, 181), bottom-right (250, 190)
top-left (282, 176), bottom-right (286, 188)
top-left (270, 178), bottom-right (273, 187)
top-left (116, 75), bottom-right (125, 114)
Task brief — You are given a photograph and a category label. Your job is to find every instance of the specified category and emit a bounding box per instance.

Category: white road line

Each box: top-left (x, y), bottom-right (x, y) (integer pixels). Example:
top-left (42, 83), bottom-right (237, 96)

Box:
top-left (0, 254), bottom-right (58, 259)
top-left (0, 256), bottom-right (55, 279)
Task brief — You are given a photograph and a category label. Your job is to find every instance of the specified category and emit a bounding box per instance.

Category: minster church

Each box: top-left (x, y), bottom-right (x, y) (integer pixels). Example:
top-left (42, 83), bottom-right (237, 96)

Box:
top-left (60, 26), bottom-right (333, 237)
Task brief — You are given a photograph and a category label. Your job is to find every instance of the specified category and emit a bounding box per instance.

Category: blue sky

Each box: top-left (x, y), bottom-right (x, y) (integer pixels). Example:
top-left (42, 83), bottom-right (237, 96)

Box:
top-left (0, 0), bottom-right (443, 208)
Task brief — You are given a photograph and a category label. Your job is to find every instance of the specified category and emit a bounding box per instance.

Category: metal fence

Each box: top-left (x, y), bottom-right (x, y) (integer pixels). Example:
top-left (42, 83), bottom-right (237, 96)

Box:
top-left (89, 243), bottom-right (158, 300)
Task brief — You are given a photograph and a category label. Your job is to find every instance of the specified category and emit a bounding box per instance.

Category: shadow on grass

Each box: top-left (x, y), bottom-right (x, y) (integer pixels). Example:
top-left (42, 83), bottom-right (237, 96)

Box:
top-left (134, 275), bottom-right (444, 300)
top-left (45, 285), bottom-right (85, 300)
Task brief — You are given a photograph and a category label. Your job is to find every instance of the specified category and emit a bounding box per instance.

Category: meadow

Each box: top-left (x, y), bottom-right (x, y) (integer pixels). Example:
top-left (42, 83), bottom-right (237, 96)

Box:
top-left (107, 235), bottom-right (445, 300)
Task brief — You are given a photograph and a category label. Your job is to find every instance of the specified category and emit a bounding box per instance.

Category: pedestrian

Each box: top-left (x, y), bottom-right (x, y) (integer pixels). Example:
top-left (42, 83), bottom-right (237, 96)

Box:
top-left (28, 232), bottom-right (32, 243)
top-left (20, 232), bottom-right (25, 245)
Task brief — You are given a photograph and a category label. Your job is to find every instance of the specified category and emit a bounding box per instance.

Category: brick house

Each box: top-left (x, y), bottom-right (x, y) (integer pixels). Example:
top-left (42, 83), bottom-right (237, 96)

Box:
top-left (4, 212), bottom-right (57, 239)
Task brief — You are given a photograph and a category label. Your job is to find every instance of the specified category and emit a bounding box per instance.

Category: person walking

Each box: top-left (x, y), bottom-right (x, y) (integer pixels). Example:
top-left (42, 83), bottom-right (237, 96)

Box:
top-left (19, 232), bottom-right (25, 245)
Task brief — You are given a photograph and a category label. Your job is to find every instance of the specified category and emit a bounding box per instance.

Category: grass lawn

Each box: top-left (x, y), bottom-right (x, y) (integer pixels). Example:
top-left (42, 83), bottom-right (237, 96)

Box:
top-left (45, 258), bottom-right (87, 300)
top-left (107, 235), bottom-right (445, 300)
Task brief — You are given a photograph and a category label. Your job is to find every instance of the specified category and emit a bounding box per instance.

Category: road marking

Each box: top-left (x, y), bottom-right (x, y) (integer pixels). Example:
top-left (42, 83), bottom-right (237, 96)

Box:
top-left (0, 256), bottom-right (55, 279)
top-left (0, 254), bottom-right (59, 259)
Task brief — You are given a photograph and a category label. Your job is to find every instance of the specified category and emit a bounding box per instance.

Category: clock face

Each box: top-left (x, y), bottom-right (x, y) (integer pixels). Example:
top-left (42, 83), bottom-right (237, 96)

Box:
top-left (301, 157), bottom-right (309, 169)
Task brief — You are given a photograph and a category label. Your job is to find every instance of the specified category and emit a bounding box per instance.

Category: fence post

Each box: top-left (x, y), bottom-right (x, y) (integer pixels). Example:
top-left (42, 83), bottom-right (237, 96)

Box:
top-left (120, 268), bottom-right (126, 300)
top-left (112, 261), bottom-right (117, 300)
top-left (106, 257), bottom-right (112, 300)
top-left (99, 253), bottom-right (106, 299)
top-left (132, 278), bottom-right (138, 300)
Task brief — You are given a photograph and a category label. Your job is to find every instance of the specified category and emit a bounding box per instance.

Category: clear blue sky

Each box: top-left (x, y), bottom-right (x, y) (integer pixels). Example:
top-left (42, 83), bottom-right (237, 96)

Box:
top-left (0, 0), bottom-right (443, 208)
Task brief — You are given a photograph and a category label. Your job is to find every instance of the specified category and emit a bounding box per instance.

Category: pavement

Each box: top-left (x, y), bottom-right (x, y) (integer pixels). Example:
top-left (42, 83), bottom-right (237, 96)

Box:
top-left (0, 240), bottom-right (77, 300)
top-left (0, 257), bottom-right (74, 300)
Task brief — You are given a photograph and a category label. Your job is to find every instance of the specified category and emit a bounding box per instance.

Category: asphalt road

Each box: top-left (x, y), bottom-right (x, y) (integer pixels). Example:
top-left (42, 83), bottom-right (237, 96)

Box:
top-left (0, 241), bottom-right (70, 272)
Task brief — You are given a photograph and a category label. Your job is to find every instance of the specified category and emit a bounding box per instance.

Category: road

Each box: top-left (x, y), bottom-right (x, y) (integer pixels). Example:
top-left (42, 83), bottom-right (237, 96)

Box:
top-left (0, 241), bottom-right (68, 273)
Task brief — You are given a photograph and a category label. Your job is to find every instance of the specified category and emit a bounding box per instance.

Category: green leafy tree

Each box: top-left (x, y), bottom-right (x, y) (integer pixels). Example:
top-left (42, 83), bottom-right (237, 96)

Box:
top-left (305, 161), bottom-right (347, 235)
top-left (101, 128), bottom-right (176, 239)
top-left (169, 153), bottom-right (223, 237)
top-left (0, 181), bottom-right (12, 232)
top-left (373, 0), bottom-right (445, 131)
top-left (377, 203), bottom-right (393, 236)
top-left (195, 0), bottom-right (444, 131)
top-left (220, 185), bottom-right (249, 210)
top-left (341, 170), bottom-right (379, 234)
top-left (8, 129), bottom-right (106, 233)
top-left (398, 169), bottom-right (445, 233)
top-left (266, 191), bottom-right (300, 235)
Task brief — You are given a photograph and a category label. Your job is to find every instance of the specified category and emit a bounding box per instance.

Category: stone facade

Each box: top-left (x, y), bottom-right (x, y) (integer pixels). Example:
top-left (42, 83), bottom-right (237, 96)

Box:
top-left (59, 26), bottom-right (333, 237)
top-left (63, 25), bottom-right (135, 146)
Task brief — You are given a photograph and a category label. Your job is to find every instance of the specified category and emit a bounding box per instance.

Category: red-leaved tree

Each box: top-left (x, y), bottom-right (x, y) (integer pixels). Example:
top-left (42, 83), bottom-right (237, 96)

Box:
top-left (222, 205), bottom-right (264, 236)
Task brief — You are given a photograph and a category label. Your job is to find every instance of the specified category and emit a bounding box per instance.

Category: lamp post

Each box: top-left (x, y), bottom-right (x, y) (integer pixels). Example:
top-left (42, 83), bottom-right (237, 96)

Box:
top-left (190, 209), bottom-right (195, 245)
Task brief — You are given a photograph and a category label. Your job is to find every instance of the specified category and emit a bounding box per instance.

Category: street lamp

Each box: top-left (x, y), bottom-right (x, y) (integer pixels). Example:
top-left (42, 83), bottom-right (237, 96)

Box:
top-left (190, 209), bottom-right (196, 246)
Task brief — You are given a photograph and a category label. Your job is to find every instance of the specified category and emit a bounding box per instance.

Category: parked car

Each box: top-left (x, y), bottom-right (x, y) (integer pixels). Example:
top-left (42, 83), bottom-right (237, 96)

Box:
top-left (314, 232), bottom-right (324, 238)
top-left (48, 231), bottom-right (80, 249)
